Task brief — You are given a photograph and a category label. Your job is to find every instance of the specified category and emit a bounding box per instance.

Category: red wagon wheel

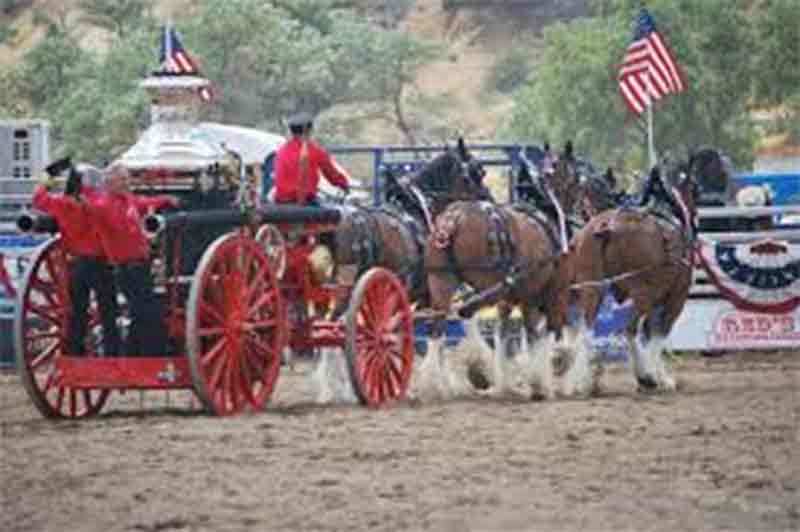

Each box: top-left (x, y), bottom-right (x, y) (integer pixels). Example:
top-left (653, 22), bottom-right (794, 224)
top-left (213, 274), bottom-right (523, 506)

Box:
top-left (187, 232), bottom-right (287, 415)
top-left (14, 238), bottom-right (110, 418)
top-left (345, 267), bottom-right (414, 407)
top-left (256, 224), bottom-right (286, 279)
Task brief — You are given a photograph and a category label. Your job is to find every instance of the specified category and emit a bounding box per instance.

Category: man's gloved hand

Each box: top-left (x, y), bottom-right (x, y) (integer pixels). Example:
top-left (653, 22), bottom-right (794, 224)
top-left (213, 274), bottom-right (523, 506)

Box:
top-left (340, 184), bottom-right (350, 196)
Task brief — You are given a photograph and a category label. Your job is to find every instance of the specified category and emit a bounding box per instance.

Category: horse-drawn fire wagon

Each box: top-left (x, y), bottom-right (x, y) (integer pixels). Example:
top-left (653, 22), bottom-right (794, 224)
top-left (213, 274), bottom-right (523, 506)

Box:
top-left (13, 68), bottom-right (414, 419)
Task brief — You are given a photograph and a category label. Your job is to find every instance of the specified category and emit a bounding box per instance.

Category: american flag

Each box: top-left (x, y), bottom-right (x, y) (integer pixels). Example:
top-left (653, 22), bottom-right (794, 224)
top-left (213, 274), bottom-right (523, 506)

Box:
top-left (159, 25), bottom-right (214, 103)
top-left (618, 8), bottom-right (686, 116)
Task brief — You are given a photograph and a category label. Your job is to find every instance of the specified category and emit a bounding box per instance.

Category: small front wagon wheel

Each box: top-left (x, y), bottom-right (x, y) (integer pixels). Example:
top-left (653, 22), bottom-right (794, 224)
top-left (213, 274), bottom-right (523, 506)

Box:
top-left (345, 267), bottom-right (414, 407)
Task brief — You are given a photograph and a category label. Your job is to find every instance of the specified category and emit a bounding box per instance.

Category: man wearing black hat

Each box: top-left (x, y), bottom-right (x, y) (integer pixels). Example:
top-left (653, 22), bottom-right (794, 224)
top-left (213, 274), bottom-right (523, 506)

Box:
top-left (273, 112), bottom-right (350, 205)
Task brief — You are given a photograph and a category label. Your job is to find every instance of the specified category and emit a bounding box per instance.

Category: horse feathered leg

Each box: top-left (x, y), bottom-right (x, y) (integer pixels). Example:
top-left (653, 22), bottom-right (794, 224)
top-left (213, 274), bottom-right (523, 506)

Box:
top-left (523, 305), bottom-right (555, 400)
top-left (641, 304), bottom-right (677, 392)
top-left (426, 269), bottom-right (461, 397)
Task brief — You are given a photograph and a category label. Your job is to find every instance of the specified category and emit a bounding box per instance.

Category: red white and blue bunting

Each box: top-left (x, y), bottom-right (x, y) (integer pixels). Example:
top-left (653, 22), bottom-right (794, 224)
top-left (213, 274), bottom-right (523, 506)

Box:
top-left (697, 239), bottom-right (800, 314)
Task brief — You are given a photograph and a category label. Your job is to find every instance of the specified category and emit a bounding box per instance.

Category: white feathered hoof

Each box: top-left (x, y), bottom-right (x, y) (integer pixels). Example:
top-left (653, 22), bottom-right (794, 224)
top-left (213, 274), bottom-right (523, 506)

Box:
top-left (636, 375), bottom-right (659, 392)
top-left (551, 345), bottom-right (574, 378)
top-left (467, 359), bottom-right (491, 391)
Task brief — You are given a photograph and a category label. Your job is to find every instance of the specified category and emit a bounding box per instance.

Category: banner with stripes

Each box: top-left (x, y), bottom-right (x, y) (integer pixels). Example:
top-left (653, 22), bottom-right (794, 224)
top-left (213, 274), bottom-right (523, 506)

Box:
top-left (697, 238), bottom-right (800, 314)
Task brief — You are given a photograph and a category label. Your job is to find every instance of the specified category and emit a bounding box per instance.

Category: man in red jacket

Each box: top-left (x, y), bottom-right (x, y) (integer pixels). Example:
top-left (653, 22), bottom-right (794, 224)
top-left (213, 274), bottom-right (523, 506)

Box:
top-left (273, 112), bottom-right (350, 205)
top-left (32, 162), bottom-right (121, 356)
top-left (89, 164), bottom-right (180, 356)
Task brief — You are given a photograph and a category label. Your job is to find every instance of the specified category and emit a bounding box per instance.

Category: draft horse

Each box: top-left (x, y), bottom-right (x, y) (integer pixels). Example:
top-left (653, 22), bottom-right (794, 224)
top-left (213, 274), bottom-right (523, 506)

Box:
top-left (330, 138), bottom-right (489, 309)
top-left (423, 142), bottom-right (582, 389)
top-left (563, 161), bottom-right (700, 393)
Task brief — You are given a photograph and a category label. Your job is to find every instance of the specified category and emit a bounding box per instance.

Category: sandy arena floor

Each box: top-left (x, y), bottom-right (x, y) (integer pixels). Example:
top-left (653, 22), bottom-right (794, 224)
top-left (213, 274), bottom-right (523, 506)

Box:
top-left (1, 348), bottom-right (798, 532)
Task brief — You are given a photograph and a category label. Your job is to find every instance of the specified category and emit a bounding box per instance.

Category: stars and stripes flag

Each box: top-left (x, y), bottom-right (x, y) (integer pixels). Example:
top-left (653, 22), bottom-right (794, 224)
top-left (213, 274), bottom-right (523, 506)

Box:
top-left (618, 7), bottom-right (686, 116)
top-left (159, 25), bottom-right (215, 103)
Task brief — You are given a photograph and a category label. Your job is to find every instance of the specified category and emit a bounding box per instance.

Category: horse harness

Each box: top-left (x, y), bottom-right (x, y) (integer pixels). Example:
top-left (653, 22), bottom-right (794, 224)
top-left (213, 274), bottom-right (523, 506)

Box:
top-left (345, 203), bottom-right (428, 293)
top-left (431, 201), bottom-right (563, 292)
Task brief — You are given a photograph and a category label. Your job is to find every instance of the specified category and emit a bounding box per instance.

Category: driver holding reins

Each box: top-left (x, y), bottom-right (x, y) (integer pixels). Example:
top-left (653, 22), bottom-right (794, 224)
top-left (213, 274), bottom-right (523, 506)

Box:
top-left (273, 112), bottom-right (351, 205)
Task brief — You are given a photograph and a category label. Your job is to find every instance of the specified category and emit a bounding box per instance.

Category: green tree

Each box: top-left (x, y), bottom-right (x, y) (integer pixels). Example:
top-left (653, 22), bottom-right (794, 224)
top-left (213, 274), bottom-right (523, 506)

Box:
top-left (338, 24), bottom-right (441, 144)
top-left (51, 28), bottom-right (154, 162)
top-left (753, 0), bottom-right (800, 141)
top-left (79, 0), bottom-right (152, 40)
top-left (507, 0), bottom-right (758, 170)
top-left (186, 0), bottom-right (442, 144)
top-left (18, 26), bottom-right (86, 109)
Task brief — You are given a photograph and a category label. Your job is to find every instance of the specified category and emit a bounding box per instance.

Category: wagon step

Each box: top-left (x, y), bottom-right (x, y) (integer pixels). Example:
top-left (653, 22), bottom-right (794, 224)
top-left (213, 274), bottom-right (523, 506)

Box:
top-left (53, 357), bottom-right (193, 390)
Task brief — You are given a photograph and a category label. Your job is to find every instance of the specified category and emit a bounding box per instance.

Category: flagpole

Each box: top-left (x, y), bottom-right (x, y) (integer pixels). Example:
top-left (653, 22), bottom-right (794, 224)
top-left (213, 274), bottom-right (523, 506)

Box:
top-left (646, 71), bottom-right (656, 169)
top-left (165, 22), bottom-right (172, 65)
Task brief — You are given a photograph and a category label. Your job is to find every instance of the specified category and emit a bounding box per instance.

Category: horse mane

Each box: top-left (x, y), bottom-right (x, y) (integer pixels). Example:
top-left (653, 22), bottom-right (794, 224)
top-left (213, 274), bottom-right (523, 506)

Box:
top-left (411, 150), bottom-right (459, 193)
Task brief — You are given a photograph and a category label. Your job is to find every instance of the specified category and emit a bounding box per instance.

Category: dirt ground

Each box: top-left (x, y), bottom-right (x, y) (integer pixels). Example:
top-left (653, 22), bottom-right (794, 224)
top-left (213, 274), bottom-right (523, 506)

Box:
top-left (1, 349), bottom-right (798, 532)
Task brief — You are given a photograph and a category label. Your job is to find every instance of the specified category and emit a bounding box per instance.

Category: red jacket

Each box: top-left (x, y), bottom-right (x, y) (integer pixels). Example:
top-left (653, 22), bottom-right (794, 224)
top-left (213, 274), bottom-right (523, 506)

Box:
top-left (273, 138), bottom-right (350, 203)
top-left (88, 192), bottom-right (177, 264)
top-left (32, 185), bottom-right (105, 258)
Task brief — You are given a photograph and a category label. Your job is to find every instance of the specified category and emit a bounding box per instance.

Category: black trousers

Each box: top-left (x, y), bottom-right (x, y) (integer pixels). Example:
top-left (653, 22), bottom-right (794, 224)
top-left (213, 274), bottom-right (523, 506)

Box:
top-left (68, 257), bottom-right (121, 356)
top-left (115, 262), bottom-right (169, 356)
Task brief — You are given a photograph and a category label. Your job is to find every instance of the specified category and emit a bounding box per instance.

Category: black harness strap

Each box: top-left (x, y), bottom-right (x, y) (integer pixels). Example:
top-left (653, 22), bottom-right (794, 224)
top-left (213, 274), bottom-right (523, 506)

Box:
top-left (511, 202), bottom-right (561, 256)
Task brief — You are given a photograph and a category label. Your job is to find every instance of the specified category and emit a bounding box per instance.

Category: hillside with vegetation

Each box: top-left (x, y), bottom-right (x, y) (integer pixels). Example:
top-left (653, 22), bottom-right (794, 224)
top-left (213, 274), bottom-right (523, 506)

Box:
top-left (0, 0), bottom-right (798, 172)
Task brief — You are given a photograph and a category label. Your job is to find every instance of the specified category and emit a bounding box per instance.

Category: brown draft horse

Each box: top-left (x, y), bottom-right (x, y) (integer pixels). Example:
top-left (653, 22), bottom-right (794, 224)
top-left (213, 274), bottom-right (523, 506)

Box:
top-left (563, 162), bottom-right (699, 393)
top-left (423, 142), bottom-right (582, 391)
top-left (325, 139), bottom-right (489, 315)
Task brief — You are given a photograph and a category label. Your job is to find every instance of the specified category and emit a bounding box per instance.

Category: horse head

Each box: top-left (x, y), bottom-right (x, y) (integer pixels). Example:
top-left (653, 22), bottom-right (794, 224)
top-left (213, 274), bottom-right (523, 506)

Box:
top-left (687, 146), bottom-right (733, 203)
top-left (411, 137), bottom-right (490, 216)
top-left (579, 168), bottom-right (619, 220)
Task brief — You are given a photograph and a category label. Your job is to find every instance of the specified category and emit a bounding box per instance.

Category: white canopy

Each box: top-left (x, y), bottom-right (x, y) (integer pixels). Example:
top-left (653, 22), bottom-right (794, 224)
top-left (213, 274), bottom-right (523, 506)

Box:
top-left (116, 121), bottom-right (284, 171)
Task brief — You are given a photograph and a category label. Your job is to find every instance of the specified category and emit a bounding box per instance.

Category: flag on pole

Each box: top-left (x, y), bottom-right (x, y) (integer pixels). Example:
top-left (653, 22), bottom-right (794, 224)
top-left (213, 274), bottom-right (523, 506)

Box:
top-left (618, 7), bottom-right (686, 116)
top-left (158, 25), bottom-right (215, 103)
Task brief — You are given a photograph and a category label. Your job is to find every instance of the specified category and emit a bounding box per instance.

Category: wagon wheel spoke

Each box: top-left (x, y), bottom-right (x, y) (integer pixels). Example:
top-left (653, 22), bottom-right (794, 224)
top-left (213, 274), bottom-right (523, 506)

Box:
top-left (29, 341), bottom-right (60, 370)
top-left (247, 291), bottom-right (277, 320)
top-left (68, 390), bottom-right (78, 418)
top-left (55, 386), bottom-right (65, 412)
top-left (207, 348), bottom-right (230, 397)
top-left (197, 326), bottom-right (225, 339)
top-left (244, 318), bottom-right (277, 332)
top-left (245, 275), bottom-right (271, 307)
top-left (198, 300), bottom-right (226, 327)
top-left (225, 355), bottom-right (239, 414)
top-left (356, 304), bottom-right (378, 332)
top-left (27, 303), bottom-right (64, 327)
top-left (245, 335), bottom-right (280, 364)
top-left (201, 337), bottom-right (228, 367)
top-left (30, 279), bottom-right (61, 307)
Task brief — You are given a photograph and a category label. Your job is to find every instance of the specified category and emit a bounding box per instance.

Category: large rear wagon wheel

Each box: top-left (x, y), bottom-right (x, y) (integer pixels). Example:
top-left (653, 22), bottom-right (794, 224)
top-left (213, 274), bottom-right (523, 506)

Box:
top-left (345, 267), bottom-right (414, 407)
top-left (14, 238), bottom-right (110, 418)
top-left (187, 233), bottom-right (287, 416)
